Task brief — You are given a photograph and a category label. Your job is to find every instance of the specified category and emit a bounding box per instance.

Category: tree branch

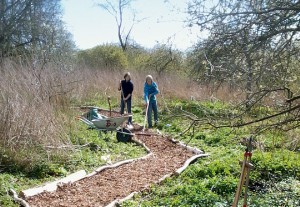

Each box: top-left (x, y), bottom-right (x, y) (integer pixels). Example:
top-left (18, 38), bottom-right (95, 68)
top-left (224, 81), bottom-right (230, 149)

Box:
top-left (223, 104), bottom-right (300, 128)
top-left (286, 94), bottom-right (300, 103)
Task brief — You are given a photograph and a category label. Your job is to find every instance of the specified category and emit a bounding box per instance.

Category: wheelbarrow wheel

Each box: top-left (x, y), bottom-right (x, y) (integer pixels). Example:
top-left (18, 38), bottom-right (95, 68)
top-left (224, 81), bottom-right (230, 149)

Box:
top-left (116, 128), bottom-right (133, 142)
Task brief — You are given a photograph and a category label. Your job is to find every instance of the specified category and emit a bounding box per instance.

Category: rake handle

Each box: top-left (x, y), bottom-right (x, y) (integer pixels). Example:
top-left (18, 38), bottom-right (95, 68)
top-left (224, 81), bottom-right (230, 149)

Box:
top-left (120, 82), bottom-right (127, 114)
top-left (143, 101), bottom-right (150, 132)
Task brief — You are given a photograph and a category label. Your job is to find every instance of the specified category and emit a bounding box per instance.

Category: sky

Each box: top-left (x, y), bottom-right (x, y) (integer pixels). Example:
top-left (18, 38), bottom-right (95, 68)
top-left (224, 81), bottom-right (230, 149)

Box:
top-left (61, 0), bottom-right (202, 51)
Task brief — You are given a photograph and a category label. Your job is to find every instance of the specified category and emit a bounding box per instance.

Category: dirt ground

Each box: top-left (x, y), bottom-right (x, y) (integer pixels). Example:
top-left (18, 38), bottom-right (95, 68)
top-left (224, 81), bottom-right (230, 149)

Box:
top-left (26, 109), bottom-right (195, 206)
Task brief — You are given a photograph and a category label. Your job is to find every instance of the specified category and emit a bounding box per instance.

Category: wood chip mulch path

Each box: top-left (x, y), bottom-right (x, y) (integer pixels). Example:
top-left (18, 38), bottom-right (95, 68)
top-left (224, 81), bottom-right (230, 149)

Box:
top-left (26, 111), bottom-right (196, 207)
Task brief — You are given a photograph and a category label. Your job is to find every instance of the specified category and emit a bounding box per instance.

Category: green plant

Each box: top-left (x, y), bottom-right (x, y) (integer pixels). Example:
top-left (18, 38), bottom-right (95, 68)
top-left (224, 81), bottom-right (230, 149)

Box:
top-left (77, 44), bottom-right (128, 69)
top-left (122, 100), bottom-right (300, 207)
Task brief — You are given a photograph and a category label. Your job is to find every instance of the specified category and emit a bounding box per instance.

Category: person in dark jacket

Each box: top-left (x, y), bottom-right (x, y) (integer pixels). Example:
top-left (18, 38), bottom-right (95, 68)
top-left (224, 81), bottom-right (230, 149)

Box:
top-left (118, 72), bottom-right (134, 124)
top-left (144, 75), bottom-right (159, 128)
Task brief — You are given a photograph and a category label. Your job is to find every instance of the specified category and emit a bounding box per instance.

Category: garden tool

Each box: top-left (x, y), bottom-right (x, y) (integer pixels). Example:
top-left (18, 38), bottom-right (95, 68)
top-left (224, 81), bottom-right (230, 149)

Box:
top-left (142, 101), bottom-right (150, 132)
top-left (107, 96), bottom-right (112, 117)
top-left (120, 83), bottom-right (127, 114)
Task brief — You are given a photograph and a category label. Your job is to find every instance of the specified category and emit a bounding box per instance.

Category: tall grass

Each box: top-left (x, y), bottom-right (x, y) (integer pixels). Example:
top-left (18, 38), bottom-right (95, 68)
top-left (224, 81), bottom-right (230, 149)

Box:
top-left (0, 60), bottom-right (242, 173)
top-left (0, 61), bottom-right (74, 172)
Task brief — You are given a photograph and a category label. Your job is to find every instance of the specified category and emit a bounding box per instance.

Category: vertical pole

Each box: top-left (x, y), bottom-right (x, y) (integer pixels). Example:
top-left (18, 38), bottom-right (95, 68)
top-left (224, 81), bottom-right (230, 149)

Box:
top-left (232, 137), bottom-right (253, 207)
top-left (143, 101), bottom-right (149, 132)
top-left (107, 96), bottom-right (112, 117)
top-left (243, 138), bottom-right (253, 207)
top-left (243, 161), bottom-right (251, 207)
top-left (232, 154), bottom-right (247, 207)
top-left (120, 84), bottom-right (127, 114)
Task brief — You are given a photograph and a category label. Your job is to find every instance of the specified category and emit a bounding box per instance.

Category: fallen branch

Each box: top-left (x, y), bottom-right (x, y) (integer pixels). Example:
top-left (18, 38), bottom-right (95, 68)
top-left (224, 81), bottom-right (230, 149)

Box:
top-left (9, 189), bottom-right (30, 207)
top-left (173, 120), bottom-right (196, 140)
top-left (135, 132), bottom-right (157, 136)
top-left (175, 154), bottom-right (210, 175)
top-left (44, 145), bottom-right (73, 149)
top-left (44, 142), bottom-right (92, 149)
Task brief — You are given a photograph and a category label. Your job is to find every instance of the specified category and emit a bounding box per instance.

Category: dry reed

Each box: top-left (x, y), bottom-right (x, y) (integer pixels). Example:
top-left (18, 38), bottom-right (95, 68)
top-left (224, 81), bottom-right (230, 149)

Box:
top-left (0, 60), bottom-right (241, 171)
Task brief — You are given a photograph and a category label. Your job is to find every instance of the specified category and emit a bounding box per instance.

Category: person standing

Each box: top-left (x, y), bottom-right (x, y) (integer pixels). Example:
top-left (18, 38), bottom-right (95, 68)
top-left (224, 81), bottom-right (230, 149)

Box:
top-left (118, 72), bottom-right (134, 125)
top-left (144, 75), bottom-right (159, 128)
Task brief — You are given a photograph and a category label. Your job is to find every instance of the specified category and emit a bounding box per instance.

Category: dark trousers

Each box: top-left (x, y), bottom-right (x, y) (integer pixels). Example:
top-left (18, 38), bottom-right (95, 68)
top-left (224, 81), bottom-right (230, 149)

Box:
top-left (120, 98), bottom-right (132, 124)
top-left (147, 100), bottom-right (158, 128)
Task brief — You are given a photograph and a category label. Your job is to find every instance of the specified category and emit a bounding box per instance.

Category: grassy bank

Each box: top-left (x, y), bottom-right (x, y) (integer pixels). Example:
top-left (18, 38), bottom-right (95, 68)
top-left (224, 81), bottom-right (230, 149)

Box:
top-left (122, 100), bottom-right (300, 207)
top-left (0, 115), bottom-right (146, 206)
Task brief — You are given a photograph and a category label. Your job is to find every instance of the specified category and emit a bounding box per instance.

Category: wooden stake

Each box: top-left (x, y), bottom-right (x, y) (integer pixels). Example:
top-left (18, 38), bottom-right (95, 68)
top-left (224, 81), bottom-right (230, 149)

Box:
top-left (233, 156), bottom-right (248, 207)
top-left (232, 137), bottom-right (253, 207)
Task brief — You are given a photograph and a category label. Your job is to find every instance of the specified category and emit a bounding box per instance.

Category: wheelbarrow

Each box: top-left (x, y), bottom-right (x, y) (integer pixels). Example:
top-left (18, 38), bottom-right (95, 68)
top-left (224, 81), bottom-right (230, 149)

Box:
top-left (77, 108), bottom-right (134, 142)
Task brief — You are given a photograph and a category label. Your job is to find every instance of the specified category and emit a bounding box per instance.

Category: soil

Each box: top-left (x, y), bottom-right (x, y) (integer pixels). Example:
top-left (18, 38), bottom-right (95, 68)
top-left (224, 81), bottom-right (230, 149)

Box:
top-left (26, 111), bottom-right (195, 207)
top-left (97, 109), bottom-right (121, 118)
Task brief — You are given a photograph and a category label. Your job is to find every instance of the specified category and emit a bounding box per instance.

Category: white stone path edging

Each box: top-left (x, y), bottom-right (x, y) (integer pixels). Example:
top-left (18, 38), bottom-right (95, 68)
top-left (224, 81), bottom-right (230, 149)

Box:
top-left (18, 137), bottom-right (152, 199)
top-left (105, 153), bottom-right (209, 207)
top-left (85, 137), bottom-right (153, 178)
top-left (19, 170), bottom-right (87, 199)
top-left (12, 134), bottom-right (209, 207)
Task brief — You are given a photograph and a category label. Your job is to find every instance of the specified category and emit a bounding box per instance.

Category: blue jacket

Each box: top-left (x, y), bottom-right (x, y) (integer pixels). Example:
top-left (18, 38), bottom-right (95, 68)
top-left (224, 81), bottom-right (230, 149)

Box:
top-left (144, 82), bottom-right (159, 103)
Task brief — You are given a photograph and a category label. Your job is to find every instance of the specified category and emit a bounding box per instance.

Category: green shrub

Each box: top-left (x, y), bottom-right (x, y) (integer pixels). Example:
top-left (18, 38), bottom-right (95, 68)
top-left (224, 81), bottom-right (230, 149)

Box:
top-left (77, 44), bottom-right (128, 69)
top-left (251, 150), bottom-right (300, 182)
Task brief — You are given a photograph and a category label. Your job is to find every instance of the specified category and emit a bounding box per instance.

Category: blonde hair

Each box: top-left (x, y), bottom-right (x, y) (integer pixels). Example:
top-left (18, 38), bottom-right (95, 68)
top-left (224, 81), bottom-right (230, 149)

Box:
top-left (146, 75), bottom-right (153, 82)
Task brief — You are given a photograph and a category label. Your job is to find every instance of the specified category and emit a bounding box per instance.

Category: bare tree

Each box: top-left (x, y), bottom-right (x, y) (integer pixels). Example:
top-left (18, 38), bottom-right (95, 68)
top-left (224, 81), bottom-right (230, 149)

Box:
top-left (98, 0), bottom-right (138, 51)
top-left (184, 0), bottom-right (300, 132)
